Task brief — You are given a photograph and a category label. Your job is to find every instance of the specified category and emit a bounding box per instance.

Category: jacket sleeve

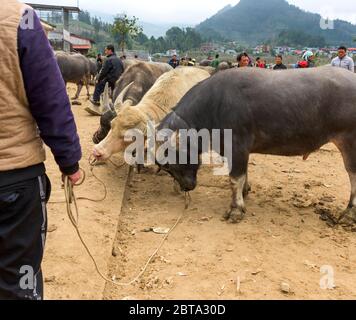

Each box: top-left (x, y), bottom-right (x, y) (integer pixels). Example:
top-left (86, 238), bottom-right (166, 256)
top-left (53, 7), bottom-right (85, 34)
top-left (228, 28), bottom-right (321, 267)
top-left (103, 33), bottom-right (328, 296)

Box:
top-left (349, 58), bottom-right (355, 72)
top-left (98, 59), bottom-right (111, 82)
top-left (18, 9), bottom-right (82, 175)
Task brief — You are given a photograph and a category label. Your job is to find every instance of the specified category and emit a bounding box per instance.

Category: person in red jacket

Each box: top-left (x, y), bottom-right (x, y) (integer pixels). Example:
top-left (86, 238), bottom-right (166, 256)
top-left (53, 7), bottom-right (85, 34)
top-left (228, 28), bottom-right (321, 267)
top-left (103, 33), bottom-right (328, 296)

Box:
top-left (255, 57), bottom-right (267, 68)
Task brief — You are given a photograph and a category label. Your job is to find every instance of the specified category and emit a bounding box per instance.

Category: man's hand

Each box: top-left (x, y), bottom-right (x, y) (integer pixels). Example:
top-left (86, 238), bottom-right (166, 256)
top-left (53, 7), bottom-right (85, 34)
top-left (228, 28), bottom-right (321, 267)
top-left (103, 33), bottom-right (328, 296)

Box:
top-left (63, 170), bottom-right (82, 185)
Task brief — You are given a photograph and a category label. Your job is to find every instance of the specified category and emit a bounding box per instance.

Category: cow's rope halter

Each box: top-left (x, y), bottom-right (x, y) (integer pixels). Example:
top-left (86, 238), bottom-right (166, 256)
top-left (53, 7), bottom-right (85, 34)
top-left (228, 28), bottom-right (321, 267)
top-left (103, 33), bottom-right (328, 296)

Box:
top-left (58, 155), bottom-right (186, 287)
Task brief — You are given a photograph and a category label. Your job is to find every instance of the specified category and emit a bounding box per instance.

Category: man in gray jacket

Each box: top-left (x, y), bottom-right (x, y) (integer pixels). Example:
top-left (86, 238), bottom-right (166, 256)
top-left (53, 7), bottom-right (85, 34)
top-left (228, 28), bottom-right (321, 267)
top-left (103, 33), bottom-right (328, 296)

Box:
top-left (331, 46), bottom-right (355, 72)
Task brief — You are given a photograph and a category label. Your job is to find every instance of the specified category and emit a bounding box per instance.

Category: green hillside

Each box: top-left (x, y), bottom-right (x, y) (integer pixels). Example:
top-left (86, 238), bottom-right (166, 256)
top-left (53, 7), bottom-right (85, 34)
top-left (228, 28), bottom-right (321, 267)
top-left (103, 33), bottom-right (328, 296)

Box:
top-left (196, 0), bottom-right (356, 46)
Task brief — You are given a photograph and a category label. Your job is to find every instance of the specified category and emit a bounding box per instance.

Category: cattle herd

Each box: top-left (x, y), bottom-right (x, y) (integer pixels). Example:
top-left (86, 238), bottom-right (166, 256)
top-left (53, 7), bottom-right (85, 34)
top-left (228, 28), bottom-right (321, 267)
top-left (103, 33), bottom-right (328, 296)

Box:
top-left (57, 53), bottom-right (356, 228)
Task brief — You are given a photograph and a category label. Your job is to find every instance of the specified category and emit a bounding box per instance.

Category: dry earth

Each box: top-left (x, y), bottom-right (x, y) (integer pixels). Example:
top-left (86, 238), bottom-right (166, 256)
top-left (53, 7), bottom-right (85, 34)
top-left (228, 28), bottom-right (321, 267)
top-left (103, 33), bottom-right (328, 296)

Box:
top-left (43, 85), bottom-right (130, 299)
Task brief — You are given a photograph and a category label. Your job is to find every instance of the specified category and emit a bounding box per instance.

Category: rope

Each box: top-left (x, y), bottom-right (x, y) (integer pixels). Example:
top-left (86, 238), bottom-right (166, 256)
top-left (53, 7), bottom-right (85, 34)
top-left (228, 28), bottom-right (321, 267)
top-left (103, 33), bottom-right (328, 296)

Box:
top-left (49, 157), bottom-right (125, 204)
top-left (57, 156), bottom-right (187, 287)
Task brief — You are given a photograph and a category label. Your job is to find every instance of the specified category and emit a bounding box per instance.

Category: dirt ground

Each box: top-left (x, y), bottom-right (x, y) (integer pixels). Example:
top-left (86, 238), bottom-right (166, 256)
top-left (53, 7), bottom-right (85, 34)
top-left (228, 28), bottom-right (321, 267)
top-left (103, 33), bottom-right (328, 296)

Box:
top-left (44, 84), bottom-right (356, 300)
top-left (43, 85), bottom-right (130, 300)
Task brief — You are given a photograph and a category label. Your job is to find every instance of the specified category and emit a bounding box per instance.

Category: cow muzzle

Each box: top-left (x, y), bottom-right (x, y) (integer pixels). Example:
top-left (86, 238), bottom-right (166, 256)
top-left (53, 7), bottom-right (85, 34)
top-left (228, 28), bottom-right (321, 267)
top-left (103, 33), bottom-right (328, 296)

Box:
top-left (181, 181), bottom-right (196, 192)
top-left (171, 174), bottom-right (197, 192)
top-left (93, 145), bottom-right (109, 161)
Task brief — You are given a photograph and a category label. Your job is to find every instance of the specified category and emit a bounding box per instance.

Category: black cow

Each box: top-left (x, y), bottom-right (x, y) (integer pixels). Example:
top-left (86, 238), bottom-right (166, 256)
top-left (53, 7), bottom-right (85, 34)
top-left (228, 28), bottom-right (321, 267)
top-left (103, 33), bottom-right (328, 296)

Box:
top-left (157, 67), bottom-right (356, 226)
top-left (55, 52), bottom-right (91, 99)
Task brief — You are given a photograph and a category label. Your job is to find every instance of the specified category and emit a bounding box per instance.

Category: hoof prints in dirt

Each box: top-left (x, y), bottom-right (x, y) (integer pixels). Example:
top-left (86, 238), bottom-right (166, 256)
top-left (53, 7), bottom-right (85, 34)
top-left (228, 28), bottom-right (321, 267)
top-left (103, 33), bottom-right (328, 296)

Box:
top-left (104, 160), bottom-right (356, 300)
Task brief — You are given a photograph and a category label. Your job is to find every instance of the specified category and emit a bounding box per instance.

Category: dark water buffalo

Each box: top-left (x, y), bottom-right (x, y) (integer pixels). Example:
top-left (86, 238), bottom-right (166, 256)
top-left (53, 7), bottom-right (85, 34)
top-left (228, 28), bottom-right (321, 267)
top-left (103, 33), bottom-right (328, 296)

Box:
top-left (112, 62), bottom-right (172, 106)
top-left (157, 66), bottom-right (356, 227)
top-left (89, 58), bottom-right (98, 80)
top-left (55, 52), bottom-right (91, 99)
top-left (92, 61), bottom-right (172, 144)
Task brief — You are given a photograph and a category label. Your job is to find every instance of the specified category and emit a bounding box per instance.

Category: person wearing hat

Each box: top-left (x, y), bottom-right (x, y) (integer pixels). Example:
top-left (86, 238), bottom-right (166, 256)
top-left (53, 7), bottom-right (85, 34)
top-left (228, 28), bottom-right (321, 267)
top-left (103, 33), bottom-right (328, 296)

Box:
top-left (188, 58), bottom-right (196, 67)
top-left (296, 51), bottom-right (315, 68)
top-left (180, 57), bottom-right (185, 66)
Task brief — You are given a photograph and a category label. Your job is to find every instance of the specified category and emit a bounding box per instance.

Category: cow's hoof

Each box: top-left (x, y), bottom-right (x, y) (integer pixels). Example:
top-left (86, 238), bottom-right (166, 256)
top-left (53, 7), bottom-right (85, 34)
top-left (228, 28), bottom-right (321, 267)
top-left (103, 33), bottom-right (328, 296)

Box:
top-left (223, 210), bottom-right (231, 221)
top-left (223, 208), bottom-right (245, 224)
top-left (339, 207), bottom-right (356, 230)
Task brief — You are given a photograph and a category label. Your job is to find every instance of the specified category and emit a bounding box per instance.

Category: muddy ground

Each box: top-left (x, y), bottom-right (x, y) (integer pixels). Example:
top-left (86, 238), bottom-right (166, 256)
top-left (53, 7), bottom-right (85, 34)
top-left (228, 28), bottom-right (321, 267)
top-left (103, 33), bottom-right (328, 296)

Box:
top-left (44, 84), bottom-right (356, 300)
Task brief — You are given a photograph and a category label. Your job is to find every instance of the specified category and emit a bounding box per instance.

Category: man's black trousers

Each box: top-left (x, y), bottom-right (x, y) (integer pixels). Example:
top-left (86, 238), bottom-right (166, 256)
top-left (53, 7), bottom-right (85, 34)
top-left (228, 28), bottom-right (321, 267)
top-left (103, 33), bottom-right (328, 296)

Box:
top-left (93, 80), bottom-right (115, 102)
top-left (0, 175), bottom-right (50, 300)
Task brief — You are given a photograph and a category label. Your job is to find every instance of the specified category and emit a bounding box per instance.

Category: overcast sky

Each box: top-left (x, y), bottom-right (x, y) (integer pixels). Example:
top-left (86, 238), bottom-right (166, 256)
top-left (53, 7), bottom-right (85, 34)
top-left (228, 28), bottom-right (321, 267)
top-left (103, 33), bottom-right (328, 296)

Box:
top-left (23, 0), bottom-right (356, 25)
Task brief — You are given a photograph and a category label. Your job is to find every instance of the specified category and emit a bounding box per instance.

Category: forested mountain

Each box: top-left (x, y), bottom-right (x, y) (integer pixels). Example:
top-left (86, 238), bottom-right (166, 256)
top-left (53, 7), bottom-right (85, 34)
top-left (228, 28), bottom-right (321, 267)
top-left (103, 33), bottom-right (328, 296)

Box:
top-left (196, 0), bottom-right (356, 46)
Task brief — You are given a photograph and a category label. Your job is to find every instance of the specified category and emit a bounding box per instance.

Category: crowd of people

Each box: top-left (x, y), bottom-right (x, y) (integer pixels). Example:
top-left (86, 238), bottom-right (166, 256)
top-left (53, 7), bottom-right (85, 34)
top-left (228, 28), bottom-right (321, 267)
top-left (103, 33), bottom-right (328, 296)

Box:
top-left (168, 55), bottom-right (197, 68)
top-left (232, 46), bottom-right (354, 71)
top-left (166, 46), bottom-right (355, 73)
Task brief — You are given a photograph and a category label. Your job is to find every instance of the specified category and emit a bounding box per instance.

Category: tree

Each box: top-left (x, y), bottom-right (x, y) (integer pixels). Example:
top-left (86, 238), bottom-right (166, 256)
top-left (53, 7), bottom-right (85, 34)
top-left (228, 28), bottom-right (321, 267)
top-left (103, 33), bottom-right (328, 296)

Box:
top-left (275, 30), bottom-right (326, 47)
top-left (162, 27), bottom-right (204, 53)
top-left (184, 27), bottom-right (203, 51)
top-left (146, 36), bottom-right (157, 53)
top-left (166, 27), bottom-right (185, 50)
top-left (156, 37), bottom-right (167, 53)
top-left (136, 32), bottom-right (149, 46)
top-left (78, 11), bottom-right (91, 25)
top-left (112, 14), bottom-right (143, 54)
top-left (92, 16), bottom-right (101, 35)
